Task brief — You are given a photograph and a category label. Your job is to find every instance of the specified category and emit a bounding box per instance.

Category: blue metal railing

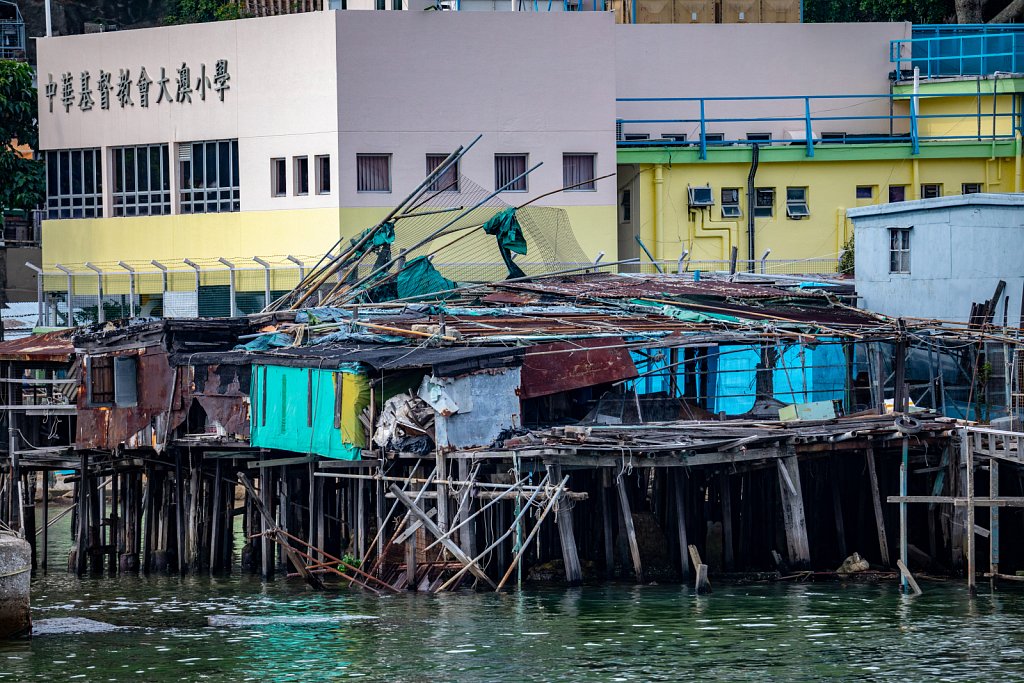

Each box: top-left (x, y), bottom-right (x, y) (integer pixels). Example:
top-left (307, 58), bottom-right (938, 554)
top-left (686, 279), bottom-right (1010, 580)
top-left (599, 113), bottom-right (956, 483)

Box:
top-left (616, 92), bottom-right (1022, 159)
top-left (891, 30), bottom-right (1024, 79)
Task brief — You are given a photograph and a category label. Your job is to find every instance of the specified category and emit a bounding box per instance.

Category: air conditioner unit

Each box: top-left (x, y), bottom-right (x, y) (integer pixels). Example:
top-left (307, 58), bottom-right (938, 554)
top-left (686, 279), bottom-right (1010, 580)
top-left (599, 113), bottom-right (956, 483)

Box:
top-left (688, 186), bottom-right (714, 208)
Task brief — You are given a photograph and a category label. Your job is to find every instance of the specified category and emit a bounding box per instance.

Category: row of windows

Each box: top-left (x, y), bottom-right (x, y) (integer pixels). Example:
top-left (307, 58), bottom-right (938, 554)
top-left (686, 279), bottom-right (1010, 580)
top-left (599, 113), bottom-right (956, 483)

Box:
top-left (270, 153), bottom-right (598, 196)
top-left (45, 141), bottom-right (241, 219)
top-left (858, 183), bottom-right (982, 202)
top-left (621, 132), bottom-right (852, 144)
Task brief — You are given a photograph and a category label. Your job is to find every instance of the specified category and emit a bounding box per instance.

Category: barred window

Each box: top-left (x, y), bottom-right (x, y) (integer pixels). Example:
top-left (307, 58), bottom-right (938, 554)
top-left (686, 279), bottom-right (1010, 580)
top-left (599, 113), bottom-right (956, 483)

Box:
top-left (179, 140), bottom-right (240, 214)
top-left (45, 149), bottom-right (103, 219)
top-left (562, 154), bottom-right (596, 191)
top-left (495, 154), bottom-right (527, 192)
top-left (356, 154), bottom-right (391, 193)
top-left (426, 154), bottom-right (459, 193)
top-left (113, 144), bottom-right (170, 217)
top-left (754, 187), bottom-right (774, 217)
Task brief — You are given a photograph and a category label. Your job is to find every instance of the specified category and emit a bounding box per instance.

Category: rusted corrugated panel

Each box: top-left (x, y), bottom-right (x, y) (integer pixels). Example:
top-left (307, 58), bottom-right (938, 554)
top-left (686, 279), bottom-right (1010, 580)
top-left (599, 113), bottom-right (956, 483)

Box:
top-left (500, 273), bottom-right (808, 300)
top-left (479, 291), bottom-right (538, 306)
top-left (520, 337), bottom-right (638, 399)
top-left (0, 329), bottom-right (75, 362)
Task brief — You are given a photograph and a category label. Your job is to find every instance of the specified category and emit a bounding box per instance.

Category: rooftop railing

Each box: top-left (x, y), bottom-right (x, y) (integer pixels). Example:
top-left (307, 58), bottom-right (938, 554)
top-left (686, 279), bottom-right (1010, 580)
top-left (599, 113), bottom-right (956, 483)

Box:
top-left (891, 28), bottom-right (1024, 79)
top-left (616, 92), bottom-right (1022, 159)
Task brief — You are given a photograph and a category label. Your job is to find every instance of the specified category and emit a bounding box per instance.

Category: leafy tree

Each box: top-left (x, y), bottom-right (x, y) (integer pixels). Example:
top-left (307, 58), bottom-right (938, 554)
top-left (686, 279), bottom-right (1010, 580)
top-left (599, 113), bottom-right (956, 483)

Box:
top-left (838, 234), bottom-right (855, 276)
top-left (804, 0), bottom-right (1024, 23)
top-left (165, 0), bottom-right (244, 24)
top-left (0, 60), bottom-right (45, 225)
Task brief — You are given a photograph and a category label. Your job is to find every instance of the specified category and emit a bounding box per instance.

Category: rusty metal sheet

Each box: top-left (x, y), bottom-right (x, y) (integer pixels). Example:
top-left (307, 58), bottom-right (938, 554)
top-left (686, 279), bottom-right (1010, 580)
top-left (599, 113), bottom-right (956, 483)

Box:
top-left (500, 273), bottom-right (809, 300)
top-left (0, 329), bottom-right (75, 362)
top-left (520, 337), bottom-right (638, 399)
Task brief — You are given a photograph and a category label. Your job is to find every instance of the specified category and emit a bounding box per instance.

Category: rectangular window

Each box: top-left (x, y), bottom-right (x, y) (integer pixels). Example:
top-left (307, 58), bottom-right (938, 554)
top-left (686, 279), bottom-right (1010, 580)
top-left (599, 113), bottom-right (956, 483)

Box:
top-left (620, 188), bottom-right (632, 223)
top-left (495, 154), bottom-right (527, 192)
top-left (563, 154), bottom-right (596, 191)
top-left (88, 356), bottom-right (114, 405)
top-left (888, 185), bottom-right (906, 203)
top-left (179, 140), bottom-right (240, 214)
top-left (821, 132), bottom-right (847, 142)
top-left (786, 187), bottom-right (809, 218)
top-left (271, 158), bottom-right (286, 197)
top-left (921, 183), bottom-right (942, 199)
top-left (294, 156), bottom-right (309, 196)
top-left (962, 183), bottom-right (982, 194)
top-left (747, 133), bottom-right (772, 142)
top-left (622, 133), bottom-right (650, 142)
top-left (660, 133), bottom-right (687, 143)
top-left (392, 0), bottom-right (402, 8)
top-left (754, 187), bottom-right (774, 217)
top-left (356, 154), bottom-right (391, 192)
top-left (112, 144), bottom-right (170, 217)
top-left (704, 133), bottom-right (725, 145)
top-left (426, 153), bottom-right (459, 193)
top-left (44, 148), bottom-right (103, 219)
top-left (87, 355), bottom-right (139, 408)
top-left (375, 0), bottom-right (385, 8)
top-left (856, 186), bottom-right (874, 200)
top-left (316, 155), bottom-right (331, 195)
top-left (889, 227), bottom-right (911, 274)
top-left (721, 188), bottom-right (741, 218)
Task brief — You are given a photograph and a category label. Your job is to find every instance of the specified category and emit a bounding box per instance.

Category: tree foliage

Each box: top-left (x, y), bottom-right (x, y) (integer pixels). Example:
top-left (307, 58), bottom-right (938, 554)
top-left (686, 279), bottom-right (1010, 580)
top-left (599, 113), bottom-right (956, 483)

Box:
top-left (165, 0), bottom-right (244, 25)
top-left (0, 60), bottom-right (45, 217)
top-left (803, 0), bottom-right (955, 23)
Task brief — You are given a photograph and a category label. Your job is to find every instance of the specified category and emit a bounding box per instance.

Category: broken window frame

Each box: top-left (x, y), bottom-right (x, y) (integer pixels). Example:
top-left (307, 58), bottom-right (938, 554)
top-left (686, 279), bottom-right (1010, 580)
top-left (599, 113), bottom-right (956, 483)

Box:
top-left (889, 227), bottom-right (911, 274)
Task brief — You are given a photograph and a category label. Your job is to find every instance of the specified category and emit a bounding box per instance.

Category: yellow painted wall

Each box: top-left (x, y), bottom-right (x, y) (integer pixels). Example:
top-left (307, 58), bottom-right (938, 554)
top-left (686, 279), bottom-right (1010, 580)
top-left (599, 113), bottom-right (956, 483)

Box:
top-left (917, 94), bottom-right (1016, 139)
top-left (632, 155), bottom-right (1017, 264)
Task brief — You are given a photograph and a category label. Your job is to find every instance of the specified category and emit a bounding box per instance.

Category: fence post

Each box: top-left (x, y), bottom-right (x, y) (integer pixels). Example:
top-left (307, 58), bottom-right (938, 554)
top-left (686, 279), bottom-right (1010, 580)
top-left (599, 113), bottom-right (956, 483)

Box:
top-left (287, 255), bottom-right (307, 303)
top-left (85, 262), bottom-right (104, 323)
top-left (118, 261), bottom-right (136, 319)
top-left (804, 97), bottom-right (814, 158)
top-left (591, 251), bottom-right (605, 274)
top-left (759, 248), bottom-right (772, 274)
top-left (677, 249), bottom-right (689, 275)
top-left (218, 257), bottom-right (239, 318)
top-left (151, 260), bottom-right (169, 298)
top-left (24, 263), bottom-right (44, 327)
top-left (55, 264), bottom-right (73, 327)
top-left (253, 257), bottom-right (272, 310)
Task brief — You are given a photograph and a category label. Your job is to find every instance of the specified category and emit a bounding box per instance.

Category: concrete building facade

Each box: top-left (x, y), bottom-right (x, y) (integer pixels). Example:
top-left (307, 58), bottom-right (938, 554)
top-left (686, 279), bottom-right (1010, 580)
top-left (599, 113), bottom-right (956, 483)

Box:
top-left (848, 193), bottom-right (1024, 324)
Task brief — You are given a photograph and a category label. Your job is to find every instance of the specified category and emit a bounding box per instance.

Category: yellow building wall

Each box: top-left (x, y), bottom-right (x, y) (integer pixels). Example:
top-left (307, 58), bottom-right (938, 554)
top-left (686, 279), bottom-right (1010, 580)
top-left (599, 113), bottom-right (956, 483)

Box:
top-left (917, 94), bottom-right (1016, 139)
top-left (633, 155), bottom-right (1018, 263)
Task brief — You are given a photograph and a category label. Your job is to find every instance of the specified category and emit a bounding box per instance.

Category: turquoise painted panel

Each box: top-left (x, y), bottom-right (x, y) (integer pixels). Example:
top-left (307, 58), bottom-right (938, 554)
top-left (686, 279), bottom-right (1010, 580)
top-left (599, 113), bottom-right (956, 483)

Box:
top-left (250, 364), bottom-right (363, 460)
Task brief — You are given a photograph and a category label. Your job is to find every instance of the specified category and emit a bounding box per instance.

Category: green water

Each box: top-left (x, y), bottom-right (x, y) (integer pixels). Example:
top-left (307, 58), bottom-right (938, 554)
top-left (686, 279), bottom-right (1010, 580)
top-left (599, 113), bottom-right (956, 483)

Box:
top-left (4, 513), bottom-right (1024, 681)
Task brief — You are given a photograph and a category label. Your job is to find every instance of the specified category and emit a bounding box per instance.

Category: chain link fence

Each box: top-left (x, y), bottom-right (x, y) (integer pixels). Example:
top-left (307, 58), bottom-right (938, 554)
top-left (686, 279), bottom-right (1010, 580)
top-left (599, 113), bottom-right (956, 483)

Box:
top-left (30, 256), bottom-right (840, 327)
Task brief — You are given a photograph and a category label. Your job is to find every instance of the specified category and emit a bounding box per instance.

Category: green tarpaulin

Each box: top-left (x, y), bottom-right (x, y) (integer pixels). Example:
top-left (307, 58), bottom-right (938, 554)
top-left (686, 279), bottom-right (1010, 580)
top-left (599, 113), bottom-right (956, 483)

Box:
top-left (350, 221), bottom-right (395, 259)
top-left (396, 256), bottom-right (459, 300)
top-left (482, 208), bottom-right (527, 279)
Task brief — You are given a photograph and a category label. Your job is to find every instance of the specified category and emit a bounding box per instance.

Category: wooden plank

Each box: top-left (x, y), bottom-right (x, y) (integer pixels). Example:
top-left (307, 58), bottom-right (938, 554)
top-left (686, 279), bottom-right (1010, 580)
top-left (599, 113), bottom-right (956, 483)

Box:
top-left (551, 466), bottom-right (582, 585)
top-left (990, 459), bottom-right (1000, 576)
top-left (673, 469), bottom-right (690, 579)
top-left (865, 447), bottom-right (891, 567)
top-left (896, 559), bottom-right (923, 596)
top-left (721, 472), bottom-right (734, 572)
top-left (616, 475), bottom-right (643, 583)
top-left (830, 456), bottom-right (847, 560)
top-left (776, 455), bottom-right (810, 568)
top-left (886, 496), bottom-right (1024, 507)
top-left (688, 544), bottom-right (711, 594)
top-left (601, 469), bottom-right (615, 576)
top-left (247, 455), bottom-right (316, 469)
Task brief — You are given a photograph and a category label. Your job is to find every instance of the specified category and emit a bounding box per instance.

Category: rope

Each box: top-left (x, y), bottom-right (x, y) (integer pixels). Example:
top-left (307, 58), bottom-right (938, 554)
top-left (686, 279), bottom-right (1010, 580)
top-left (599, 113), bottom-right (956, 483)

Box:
top-left (0, 565), bottom-right (30, 579)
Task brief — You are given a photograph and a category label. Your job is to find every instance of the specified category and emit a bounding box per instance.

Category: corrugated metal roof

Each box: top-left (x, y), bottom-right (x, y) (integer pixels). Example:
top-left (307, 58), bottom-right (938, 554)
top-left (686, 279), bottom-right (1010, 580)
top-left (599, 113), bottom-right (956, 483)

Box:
top-left (0, 329), bottom-right (76, 362)
top-left (498, 273), bottom-right (813, 300)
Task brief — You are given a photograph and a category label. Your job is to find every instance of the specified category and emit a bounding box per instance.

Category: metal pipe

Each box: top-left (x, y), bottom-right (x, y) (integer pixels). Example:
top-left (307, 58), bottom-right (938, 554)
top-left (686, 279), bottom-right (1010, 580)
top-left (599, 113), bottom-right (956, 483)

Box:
top-left (84, 262), bottom-right (104, 323)
top-left (184, 258), bottom-right (201, 306)
top-left (677, 249), bottom-right (689, 275)
top-left (759, 248), bottom-right (772, 275)
top-left (118, 261), bottom-right (136, 318)
top-left (746, 143), bottom-right (760, 271)
top-left (218, 257), bottom-right (238, 317)
top-left (253, 257), bottom-right (272, 308)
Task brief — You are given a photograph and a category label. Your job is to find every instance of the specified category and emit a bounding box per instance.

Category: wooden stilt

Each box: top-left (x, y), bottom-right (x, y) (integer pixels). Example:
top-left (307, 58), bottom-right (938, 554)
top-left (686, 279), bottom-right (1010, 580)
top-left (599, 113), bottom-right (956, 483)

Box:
top-left (688, 544), bottom-right (711, 594)
top-left (865, 446), bottom-right (891, 567)
top-left (721, 471), bottom-right (734, 572)
top-left (830, 456), bottom-right (847, 561)
top-left (776, 454), bottom-right (810, 569)
top-left (964, 430), bottom-right (976, 594)
top-left (616, 474), bottom-right (643, 583)
top-left (990, 458), bottom-right (999, 581)
top-left (260, 471), bottom-right (273, 580)
top-left (600, 469), bottom-right (615, 576)
top-left (41, 470), bottom-right (49, 571)
top-left (550, 466), bottom-right (582, 585)
top-left (673, 469), bottom-right (690, 579)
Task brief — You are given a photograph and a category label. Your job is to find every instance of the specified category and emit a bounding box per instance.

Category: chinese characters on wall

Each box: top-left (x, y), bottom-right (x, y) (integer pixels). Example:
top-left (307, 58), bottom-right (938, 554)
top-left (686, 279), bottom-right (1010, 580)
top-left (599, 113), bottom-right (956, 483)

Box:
top-left (44, 59), bottom-right (231, 114)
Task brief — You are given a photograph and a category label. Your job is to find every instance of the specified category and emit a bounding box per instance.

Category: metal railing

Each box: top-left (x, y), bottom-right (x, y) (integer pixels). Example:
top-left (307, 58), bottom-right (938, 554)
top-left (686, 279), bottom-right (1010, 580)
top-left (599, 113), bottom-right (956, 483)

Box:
top-left (0, 18), bottom-right (26, 61)
top-left (28, 256), bottom-right (841, 327)
top-left (616, 91), bottom-right (1022, 159)
top-left (891, 29), bottom-right (1024, 79)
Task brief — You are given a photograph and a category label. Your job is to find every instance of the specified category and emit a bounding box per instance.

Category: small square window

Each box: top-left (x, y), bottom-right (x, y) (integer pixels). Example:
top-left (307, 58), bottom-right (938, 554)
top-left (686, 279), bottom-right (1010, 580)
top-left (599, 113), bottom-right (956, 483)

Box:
top-left (620, 188), bottom-right (632, 223)
top-left (294, 156), bottom-right (309, 196)
top-left (495, 154), bottom-right (528, 192)
top-left (623, 134), bottom-right (650, 144)
top-left (356, 154), bottom-right (391, 193)
top-left (889, 227), bottom-right (911, 274)
top-left (660, 133), bottom-right (687, 143)
top-left (821, 132), bottom-right (847, 142)
top-left (786, 187), bottom-right (809, 219)
top-left (563, 154), bottom-right (596, 191)
top-left (271, 158), bottom-right (286, 197)
top-left (921, 183), bottom-right (942, 199)
top-left (888, 185), bottom-right (906, 203)
top-left (747, 133), bottom-right (772, 142)
top-left (962, 183), bottom-right (982, 195)
top-left (721, 188), bottom-right (741, 218)
top-left (704, 133), bottom-right (725, 145)
top-left (856, 186), bottom-right (874, 200)
top-left (754, 187), bottom-right (774, 217)
top-left (426, 154), bottom-right (459, 193)
top-left (315, 155), bottom-right (331, 194)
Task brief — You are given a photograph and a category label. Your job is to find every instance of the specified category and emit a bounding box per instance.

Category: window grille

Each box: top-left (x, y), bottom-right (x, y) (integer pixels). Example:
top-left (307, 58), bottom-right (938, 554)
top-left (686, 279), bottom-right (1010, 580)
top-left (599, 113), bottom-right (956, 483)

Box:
top-left (179, 140), bottom-right (240, 213)
top-left (45, 148), bottom-right (103, 219)
top-left (112, 144), bottom-right (171, 217)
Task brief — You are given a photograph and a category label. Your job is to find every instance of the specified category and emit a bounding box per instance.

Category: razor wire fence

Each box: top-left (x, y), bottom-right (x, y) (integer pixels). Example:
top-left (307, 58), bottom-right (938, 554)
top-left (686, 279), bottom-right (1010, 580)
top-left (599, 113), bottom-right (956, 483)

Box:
top-left (29, 256), bottom-right (841, 328)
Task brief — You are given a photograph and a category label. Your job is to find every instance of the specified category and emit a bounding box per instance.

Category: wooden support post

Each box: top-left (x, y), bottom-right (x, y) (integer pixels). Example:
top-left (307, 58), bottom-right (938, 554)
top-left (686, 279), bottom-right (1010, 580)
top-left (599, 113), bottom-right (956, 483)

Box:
top-left (457, 459), bottom-right (476, 558)
top-left (721, 471), bottom-right (734, 572)
top-left (357, 477), bottom-right (366, 561)
top-left (41, 470), bottom-right (49, 571)
top-left (174, 451), bottom-right (186, 575)
top-left (866, 446), bottom-right (891, 567)
top-left (550, 466), bottom-right (582, 585)
top-left (260, 471), bottom-right (273, 580)
top-left (990, 458), bottom-right (999, 581)
top-left (830, 456), bottom-right (847, 561)
top-left (776, 454), bottom-right (810, 569)
top-left (897, 559), bottom-right (923, 596)
top-left (673, 469), bottom-right (690, 579)
top-left (688, 544), bottom-right (711, 594)
top-left (600, 469), bottom-right (615, 576)
top-left (616, 474), bottom-right (643, 583)
top-left (964, 430), bottom-right (976, 595)
top-left (277, 465), bottom-right (288, 573)
top-left (210, 460), bottom-right (223, 575)
top-left (405, 482), bottom-right (418, 590)
top-left (899, 438), bottom-right (909, 592)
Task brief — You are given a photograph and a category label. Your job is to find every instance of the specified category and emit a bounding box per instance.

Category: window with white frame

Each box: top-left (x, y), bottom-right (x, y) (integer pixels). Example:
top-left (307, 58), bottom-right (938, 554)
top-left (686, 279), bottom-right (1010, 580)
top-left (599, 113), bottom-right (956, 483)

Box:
top-left (786, 187), bottom-right (809, 219)
top-left (754, 187), bottom-right (774, 217)
top-left (112, 144), bottom-right (170, 217)
top-left (426, 154), bottom-right (459, 193)
top-left (316, 155), bottom-right (331, 195)
top-left (179, 140), bottom-right (240, 214)
top-left (921, 183), bottom-right (942, 199)
top-left (721, 188), bottom-right (741, 218)
top-left (703, 133), bottom-right (725, 145)
top-left (294, 156), bottom-right (309, 196)
top-left (495, 154), bottom-right (527, 192)
top-left (889, 227), bottom-right (911, 274)
top-left (563, 154), bottom-right (596, 191)
top-left (271, 158), bottom-right (286, 197)
top-left (962, 182), bottom-right (982, 194)
top-left (356, 154), bottom-right (391, 193)
top-left (45, 149), bottom-right (103, 219)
